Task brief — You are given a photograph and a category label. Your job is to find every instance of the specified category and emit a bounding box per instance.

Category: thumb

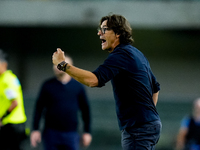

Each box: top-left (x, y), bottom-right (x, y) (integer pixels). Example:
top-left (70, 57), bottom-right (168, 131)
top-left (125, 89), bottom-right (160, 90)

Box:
top-left (57, 48), bottom-right (62, 52)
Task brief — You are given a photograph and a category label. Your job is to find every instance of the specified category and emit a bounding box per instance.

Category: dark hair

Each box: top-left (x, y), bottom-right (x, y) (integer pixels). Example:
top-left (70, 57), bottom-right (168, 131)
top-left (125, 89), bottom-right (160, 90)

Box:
top-left (0, 49), bottom-right (8, 62)
top-left (99, 14), bottom-right (134, 44)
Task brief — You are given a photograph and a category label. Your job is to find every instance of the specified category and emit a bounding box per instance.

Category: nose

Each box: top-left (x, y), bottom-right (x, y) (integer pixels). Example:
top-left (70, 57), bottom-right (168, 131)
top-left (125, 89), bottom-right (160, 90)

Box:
top-left (97, 30), bottom-right (102, 36)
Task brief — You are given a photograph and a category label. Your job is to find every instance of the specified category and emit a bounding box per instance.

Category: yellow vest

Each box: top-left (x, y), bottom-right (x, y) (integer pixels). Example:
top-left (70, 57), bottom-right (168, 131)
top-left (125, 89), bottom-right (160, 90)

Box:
top-left (0, 70), bottom-right (27, 125)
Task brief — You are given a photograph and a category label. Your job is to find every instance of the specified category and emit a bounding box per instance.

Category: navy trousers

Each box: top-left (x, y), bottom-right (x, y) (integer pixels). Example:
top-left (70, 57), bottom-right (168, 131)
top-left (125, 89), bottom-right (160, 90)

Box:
top-left (43, 128), bottom-right (80, 150)
top-left (0, 123), bottom-right (26, 150)
top-left (121, 120), bottom-right (162, 150)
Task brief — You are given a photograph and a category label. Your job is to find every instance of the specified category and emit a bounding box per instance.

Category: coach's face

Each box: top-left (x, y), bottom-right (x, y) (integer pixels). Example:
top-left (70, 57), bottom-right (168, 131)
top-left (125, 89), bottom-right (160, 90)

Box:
top-left (97, 20), bottom-right (120, 53)
top-left (53, 64), bottom-right (66, 77)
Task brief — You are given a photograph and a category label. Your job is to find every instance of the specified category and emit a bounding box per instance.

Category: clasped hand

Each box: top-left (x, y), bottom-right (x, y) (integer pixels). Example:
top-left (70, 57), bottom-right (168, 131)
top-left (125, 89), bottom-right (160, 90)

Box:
top-left (52, 48), bottom-right (66, 65)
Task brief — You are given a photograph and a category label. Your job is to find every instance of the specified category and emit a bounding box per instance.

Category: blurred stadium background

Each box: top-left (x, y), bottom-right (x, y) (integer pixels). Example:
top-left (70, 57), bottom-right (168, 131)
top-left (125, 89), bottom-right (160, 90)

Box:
top-left (0, 0), bottom-right (200, 149)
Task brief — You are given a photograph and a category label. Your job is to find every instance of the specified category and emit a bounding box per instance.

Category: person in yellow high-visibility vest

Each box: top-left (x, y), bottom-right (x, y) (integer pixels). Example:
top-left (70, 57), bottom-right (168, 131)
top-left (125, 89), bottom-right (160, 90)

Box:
top-left (0, 49), bottom-right (27, 150)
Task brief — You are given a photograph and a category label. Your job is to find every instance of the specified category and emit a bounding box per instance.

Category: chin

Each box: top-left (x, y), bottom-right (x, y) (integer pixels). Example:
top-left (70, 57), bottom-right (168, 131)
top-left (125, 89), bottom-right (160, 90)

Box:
top-left (103, 47), bottom-right (112, 52)
top-left (102, 46), bottom-right (109, 51)
top-left (101, 47), bottom-right (106, 51)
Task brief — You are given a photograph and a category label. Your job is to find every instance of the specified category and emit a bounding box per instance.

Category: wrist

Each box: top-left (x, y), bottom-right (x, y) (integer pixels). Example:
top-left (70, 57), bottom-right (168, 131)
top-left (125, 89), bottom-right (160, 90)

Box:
top-left (2, 110), bottom-right (10, 119)
top-left (57, 61), bottom-right (68, 72)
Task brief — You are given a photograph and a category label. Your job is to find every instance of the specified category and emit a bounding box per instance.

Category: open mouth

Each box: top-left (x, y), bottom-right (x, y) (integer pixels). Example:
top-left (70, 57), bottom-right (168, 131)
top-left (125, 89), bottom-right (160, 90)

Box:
top-left (101, 39), bottom-right (106, 44)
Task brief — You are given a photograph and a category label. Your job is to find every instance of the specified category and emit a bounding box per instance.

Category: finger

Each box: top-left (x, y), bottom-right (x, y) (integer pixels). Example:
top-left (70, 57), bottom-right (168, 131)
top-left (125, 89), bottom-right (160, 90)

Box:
top-left (57, 48), bottom-right (62, 52)
top-left (82, 139), bottom-right (89, 147)
top-left (38, 136), bottom-right (41, 143)
top-left (54, 51), bottom-right (57, 54)
top-left (31, 139), bottom-right (36, 147)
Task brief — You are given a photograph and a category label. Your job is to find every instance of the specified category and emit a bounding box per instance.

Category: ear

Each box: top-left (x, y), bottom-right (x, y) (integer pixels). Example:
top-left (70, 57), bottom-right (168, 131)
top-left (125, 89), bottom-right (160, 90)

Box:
top-left (116, 34), bottom-right (120, 38)
top-left (0, 62), bottom-right (8, 74)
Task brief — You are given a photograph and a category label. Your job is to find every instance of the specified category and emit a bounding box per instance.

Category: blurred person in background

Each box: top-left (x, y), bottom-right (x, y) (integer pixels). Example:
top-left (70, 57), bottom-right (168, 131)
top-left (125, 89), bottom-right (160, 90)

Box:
top-left (30, 54), bottom-right (92, 150)
top-left (0, 49), bottom-right (27, 150)
top-left (176, 98), bottom-right (200, 150)
top-left (52, 14), bottom-right (161, 150)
